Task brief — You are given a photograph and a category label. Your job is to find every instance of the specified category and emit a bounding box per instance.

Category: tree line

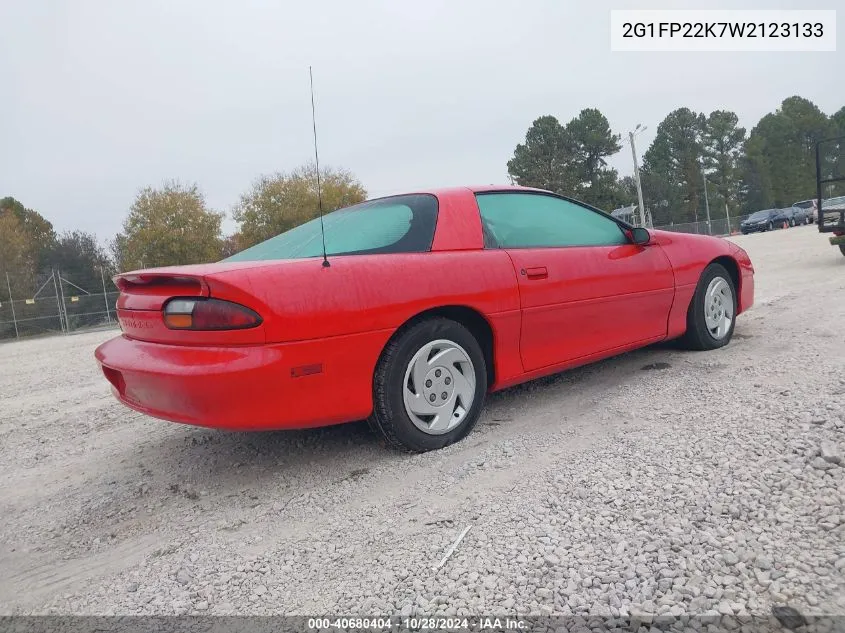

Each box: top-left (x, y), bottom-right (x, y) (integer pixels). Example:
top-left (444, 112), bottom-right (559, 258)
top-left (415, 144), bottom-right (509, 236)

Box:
top-left (507, 96), bottom-right (845, 225)
top-left (2, 95), bottom-right (842, 297)
top-left (0, 196), bottom-right (113, 297)
top-left (0, 163), bottom-right (366, 297)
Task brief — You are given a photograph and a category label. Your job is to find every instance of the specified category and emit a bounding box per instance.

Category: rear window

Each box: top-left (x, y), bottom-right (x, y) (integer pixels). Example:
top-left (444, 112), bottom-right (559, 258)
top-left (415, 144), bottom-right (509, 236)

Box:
top-left (224, 194), bottom-right (438, 262)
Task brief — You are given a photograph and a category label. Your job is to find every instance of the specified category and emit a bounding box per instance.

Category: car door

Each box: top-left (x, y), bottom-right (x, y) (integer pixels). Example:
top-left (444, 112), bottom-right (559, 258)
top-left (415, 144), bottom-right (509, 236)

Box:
top-left (475, 191), bottom-right (675, 373)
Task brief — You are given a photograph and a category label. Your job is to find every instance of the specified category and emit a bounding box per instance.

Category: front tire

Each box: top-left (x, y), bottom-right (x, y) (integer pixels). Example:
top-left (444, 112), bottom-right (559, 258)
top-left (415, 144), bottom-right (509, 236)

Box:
top-left (840, 244), bottom-right (845, 257)
top-left (679, 263), bottom-right (737, 351)
top-left (368, 318), bottom-right (487, 452)
top-left (767, 221), bottom-right (774, 231)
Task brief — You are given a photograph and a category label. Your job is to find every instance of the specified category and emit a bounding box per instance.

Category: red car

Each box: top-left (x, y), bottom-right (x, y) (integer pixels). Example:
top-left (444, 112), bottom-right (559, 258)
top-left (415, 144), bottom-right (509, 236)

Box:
top-left (95, 186), bottom-right (754, 452)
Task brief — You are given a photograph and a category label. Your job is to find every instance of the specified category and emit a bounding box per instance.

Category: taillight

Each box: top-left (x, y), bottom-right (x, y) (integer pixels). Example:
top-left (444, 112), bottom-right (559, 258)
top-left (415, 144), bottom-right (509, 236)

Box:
top-left (163, 298), bottom-right (262, 331)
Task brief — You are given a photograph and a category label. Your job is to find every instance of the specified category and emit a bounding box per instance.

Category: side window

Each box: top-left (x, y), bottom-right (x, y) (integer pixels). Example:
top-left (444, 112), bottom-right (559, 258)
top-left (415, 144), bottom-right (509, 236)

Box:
top-left (476, 193), bottom-right (627, 248)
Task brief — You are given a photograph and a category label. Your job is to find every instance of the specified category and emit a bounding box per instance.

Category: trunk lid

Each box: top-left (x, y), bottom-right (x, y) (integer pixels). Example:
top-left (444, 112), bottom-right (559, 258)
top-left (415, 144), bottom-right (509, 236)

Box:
top-left (115, 273), bottom-right (209, 311)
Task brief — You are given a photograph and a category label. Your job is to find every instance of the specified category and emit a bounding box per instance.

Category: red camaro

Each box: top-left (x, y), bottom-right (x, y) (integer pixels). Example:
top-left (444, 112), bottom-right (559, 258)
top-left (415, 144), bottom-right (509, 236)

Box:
top-left (95, 186), bottom-right (754, 451)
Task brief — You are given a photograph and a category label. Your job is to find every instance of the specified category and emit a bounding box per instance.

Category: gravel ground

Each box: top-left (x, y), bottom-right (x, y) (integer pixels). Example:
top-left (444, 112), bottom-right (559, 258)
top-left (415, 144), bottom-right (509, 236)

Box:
top-left (1, 224), bottom-right (843, 623)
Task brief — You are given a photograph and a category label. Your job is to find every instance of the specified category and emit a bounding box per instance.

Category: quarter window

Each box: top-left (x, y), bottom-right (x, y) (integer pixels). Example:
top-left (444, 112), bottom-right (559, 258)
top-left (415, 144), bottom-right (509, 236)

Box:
top-left (224, 194), bottom-right (438, 261)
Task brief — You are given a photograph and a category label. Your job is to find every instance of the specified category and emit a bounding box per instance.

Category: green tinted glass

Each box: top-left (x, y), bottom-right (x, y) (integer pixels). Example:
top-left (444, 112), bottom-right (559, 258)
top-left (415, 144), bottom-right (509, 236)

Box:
top-left (476, 193), bottom-right (626, 248)
top-left (225, 194), bottom-right (438, 261)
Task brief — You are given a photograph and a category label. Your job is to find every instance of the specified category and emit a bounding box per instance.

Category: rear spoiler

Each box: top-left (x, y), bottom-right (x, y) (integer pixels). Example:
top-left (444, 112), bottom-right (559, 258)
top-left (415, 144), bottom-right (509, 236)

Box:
top-left (114, 273), bottom-right (210, 311)
top-left (114, 272), bottom-right (208, 292)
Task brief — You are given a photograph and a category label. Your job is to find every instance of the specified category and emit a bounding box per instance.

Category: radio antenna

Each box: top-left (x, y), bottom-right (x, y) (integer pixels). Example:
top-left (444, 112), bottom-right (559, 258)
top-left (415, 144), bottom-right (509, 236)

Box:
top-left (309, 66), bottom-right (330, 268)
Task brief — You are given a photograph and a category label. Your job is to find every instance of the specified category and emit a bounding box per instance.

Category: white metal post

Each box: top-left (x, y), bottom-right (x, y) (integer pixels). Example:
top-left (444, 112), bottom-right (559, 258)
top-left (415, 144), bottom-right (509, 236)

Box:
top-left (5, 272), bottom-right (18, 339)
top-left (51, 270), bottom-right (65, 332)
top-left (59, 270), bottom-right (67, 332)
top-left (100, 266), bottom-right (111, 323)
top-left (57, 269), bottom-right (69, 334)
top-left (725, 202), bottom-right (732, 235)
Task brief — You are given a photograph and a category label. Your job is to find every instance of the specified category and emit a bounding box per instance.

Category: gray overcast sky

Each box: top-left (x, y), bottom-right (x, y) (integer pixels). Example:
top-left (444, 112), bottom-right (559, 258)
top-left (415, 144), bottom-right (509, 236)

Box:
top-left (1, 0), bottom-right (843, 242)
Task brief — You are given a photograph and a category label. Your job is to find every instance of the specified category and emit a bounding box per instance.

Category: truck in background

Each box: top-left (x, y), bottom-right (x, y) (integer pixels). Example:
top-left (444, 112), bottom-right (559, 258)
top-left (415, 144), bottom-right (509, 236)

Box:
top-left (816, 136), bottom-right (845, 257)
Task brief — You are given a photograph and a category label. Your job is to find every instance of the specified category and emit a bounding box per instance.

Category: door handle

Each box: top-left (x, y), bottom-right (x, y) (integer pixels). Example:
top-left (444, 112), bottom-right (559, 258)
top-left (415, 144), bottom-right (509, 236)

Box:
top-left (523, 266), bottom-right (548, 280)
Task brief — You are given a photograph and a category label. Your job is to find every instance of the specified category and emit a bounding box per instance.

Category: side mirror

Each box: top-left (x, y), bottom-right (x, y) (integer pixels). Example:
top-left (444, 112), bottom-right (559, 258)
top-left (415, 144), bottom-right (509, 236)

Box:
top-left (630, 227), bottom-right (651, 245)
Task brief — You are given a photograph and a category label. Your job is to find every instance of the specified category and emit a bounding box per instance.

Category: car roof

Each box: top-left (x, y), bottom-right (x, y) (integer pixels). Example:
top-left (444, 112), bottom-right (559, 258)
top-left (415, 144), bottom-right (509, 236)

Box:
top-left (468, 184), bottom-right (550, 193)
top-left (362, 185), bottom-right (553, 203)
top-left (412, 184), bottom-right (552, 197)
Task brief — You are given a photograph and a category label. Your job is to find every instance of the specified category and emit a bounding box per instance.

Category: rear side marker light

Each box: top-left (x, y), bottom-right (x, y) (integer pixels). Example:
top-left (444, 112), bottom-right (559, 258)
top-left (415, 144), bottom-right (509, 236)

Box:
top-left (291, 363), bottom-right (323, 378)
top-left (163, 298), bottom-right (262, 331)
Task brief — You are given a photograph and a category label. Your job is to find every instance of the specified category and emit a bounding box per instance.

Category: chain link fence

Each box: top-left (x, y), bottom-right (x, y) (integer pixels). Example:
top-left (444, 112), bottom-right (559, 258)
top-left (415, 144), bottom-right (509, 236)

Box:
top-left (615, 202), bottom-right (759, 237)
top-left (654, 213), bottom-right (760, 237)
top-left (1, 269), bottom-right (119, 342)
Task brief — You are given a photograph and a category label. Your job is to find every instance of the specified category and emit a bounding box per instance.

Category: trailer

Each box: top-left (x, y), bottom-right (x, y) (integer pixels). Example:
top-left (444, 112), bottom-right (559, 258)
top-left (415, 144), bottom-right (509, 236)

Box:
top-left (816, 135), bottom-right (845, 256)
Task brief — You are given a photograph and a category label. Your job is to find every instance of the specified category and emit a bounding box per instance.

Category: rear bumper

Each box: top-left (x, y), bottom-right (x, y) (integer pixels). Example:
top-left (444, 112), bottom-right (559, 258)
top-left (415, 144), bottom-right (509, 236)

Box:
top-left (94, 330), bottom-right (393, 430)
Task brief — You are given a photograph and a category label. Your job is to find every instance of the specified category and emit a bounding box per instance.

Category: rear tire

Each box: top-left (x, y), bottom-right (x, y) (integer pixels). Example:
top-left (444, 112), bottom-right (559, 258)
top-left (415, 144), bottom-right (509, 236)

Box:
top-left (767, 221), bottom-right (774, 231)
top-left (840, 244), bottom-right (845, 257)
top-left (368, 318), bottom-right (487, 452)
top-left (679, 263), bottom-right (737, 351)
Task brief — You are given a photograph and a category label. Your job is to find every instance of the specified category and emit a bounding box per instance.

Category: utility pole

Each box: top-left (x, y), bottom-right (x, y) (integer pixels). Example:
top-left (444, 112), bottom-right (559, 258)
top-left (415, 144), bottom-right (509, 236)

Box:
top-left (629, 125), bottom-right (647, 227)
top-left (701, 163), bottom-right (712, 235)
top-left (5, 272), bottom-right (18, 339)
